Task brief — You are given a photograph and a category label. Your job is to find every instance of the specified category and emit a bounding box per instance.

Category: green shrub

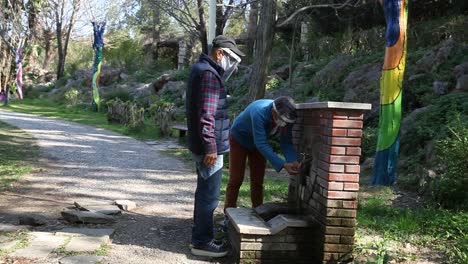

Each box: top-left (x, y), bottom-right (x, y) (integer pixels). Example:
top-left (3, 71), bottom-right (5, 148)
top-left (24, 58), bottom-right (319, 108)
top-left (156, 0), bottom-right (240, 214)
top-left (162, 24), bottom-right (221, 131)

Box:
top-left (106, 98), bottom-right (145, 129)
top-left (429, 125), bottom-right (468, 210)
top-left (401, 93), bottom-right (468, 156)
top-left (64, 89), bottom-right (80, 107)
top-left (149, 99), bottom-right (175, 137)
top-left (102, 88), bottom-right (133, 103)
top-left (361, 126), bottom-right (378, 160)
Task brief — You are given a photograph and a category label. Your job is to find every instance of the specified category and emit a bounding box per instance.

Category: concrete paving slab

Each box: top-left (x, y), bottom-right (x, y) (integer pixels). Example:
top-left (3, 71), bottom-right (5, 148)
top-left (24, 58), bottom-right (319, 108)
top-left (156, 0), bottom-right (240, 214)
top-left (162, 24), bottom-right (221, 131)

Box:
top-left (114, 200), bottom-right (137, 211)
top-left (0, 224), bottom-right (30, 232)
top-left (60, 255), bottom-right (104, 264)
top-left (81, 205), bottom-right (121, 215)
top-left (0, 240), bottom-right (17, 250)
top-left (55, 228), bottom-right (114, 237)
top-left (9, 234), bottom-right (67, 259)
top-left (65, 236), bottom-right (108, 252)
top-left (61, 211), bottom-right (115, 224)
top-left (0, 235), bottom-right (11, 243)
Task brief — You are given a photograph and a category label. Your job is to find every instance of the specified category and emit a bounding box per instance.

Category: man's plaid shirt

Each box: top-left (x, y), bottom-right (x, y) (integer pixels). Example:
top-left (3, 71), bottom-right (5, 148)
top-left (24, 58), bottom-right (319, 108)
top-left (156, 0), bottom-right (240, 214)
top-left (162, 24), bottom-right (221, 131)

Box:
top-left (198, 71), bottom-right (222, 154)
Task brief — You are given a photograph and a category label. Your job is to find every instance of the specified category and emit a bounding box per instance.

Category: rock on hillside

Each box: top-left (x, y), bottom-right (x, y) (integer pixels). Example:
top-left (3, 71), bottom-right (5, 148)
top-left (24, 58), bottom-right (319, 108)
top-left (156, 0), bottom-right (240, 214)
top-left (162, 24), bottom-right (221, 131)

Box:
top-left (76, 66), bottom-right (123, 87)
top-left (414, 39), bottom-right (460, 73)
top-left (313, 55), bottom-right (354, 88)
top-left (342, 63), bottom-right (381, 117)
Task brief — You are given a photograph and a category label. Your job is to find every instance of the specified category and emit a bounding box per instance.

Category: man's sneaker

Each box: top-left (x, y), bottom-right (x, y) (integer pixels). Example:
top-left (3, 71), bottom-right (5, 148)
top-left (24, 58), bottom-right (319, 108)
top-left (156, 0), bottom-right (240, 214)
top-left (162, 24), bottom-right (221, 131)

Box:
top-left (191, 240), bottom-right (228, 257)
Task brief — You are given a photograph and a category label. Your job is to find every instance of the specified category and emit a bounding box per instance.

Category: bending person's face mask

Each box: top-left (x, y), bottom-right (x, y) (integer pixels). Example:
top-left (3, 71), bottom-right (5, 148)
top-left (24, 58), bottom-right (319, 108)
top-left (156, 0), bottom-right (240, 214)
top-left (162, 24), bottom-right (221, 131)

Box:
top-left (220, 48), bottom-right (241, 82)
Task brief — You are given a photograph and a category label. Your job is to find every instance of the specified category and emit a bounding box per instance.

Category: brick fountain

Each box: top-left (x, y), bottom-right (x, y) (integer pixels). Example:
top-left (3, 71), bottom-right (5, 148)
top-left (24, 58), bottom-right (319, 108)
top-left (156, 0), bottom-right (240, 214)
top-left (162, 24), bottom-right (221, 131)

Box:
top-left (226, 101), bottom-right (371, 264)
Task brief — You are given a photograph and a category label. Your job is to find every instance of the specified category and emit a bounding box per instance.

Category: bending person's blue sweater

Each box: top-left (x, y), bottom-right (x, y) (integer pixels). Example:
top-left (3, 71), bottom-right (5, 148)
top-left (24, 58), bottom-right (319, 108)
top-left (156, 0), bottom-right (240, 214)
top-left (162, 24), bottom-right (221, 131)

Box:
top-left (231, 99), bottom-right (297, 172)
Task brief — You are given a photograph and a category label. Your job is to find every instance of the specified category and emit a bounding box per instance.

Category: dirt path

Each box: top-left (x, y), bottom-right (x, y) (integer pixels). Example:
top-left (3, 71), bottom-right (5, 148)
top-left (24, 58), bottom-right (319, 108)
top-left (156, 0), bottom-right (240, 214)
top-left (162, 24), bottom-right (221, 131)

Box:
top-left (0, 110), bottom-right (227, 264)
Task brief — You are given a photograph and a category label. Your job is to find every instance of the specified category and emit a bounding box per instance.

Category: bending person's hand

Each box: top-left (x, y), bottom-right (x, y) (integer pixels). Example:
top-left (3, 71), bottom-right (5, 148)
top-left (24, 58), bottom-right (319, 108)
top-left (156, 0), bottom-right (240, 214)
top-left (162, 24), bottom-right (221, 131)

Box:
top-left (203, 153), bottom-right (218, 167)
top-left (283, 162), bottom-right (300, 175)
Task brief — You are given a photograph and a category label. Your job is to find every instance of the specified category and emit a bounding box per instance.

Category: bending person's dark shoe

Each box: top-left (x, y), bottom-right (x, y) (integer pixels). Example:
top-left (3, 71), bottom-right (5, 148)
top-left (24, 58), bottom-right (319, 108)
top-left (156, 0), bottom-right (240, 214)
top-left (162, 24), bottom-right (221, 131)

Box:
top-left (191, 240), bottom-right (228, 257)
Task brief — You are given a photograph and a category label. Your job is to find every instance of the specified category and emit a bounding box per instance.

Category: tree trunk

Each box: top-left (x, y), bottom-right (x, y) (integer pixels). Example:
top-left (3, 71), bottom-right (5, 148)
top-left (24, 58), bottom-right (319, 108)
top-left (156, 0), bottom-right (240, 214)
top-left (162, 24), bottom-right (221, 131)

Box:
top-left (197, 0), bottom-right (208, 54)
top-left (248, 0), bottom-right (276, 102)
top-left (215, 0), bottom-right (235, 36)
top-left (55, 0), bottom-right (64, 80)
top-left (62, 0), bottom-right (78, 75)
top-left (152, 7), bottom-right (161, 61)
top-left (55, 0), bottom-right (79, 80)
top-left (246, 1), bottom-right (258, 57)
top-left (42, 29), bottom-right (54, 70)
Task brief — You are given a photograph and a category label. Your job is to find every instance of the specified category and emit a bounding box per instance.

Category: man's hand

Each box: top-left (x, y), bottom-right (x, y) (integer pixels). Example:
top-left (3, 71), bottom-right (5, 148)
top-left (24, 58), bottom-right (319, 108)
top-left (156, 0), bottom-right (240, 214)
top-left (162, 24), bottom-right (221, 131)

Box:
top-left (283, 162), bottom-right (300, 175)
top-left (204, 153), bottom-right (218, 167)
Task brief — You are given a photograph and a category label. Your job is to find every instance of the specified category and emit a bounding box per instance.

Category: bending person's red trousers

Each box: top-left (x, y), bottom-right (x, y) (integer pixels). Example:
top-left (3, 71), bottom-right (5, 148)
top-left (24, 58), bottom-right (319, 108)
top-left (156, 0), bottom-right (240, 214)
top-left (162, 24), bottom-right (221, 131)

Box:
top-left (225, 134), bottom-right (266, 210)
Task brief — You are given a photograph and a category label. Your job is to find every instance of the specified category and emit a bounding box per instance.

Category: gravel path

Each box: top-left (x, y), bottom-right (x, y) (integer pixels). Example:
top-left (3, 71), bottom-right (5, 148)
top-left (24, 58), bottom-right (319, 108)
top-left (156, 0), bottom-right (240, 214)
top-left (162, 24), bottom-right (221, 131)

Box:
top-left (0, 110), bottom-right (227, 264)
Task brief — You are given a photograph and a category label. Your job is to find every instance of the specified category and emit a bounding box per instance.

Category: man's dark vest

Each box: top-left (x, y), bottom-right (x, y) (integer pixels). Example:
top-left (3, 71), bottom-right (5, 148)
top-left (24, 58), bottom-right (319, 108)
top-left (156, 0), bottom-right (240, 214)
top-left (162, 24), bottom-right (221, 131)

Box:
top-left (186, 54), bottom-right (230, 155)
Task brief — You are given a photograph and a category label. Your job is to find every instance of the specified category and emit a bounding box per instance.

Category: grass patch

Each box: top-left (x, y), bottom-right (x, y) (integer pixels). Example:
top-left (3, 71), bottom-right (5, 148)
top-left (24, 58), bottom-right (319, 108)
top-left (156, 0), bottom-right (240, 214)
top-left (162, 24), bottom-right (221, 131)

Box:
top-left (0, 229), bottom-right (31, 256)
top-left (95, 244), bottom-right (110, 256)
top-left (54, 237), bottom-right (75, 256)
top-left (356, 195), bottom-right (468, 263)
top-left (2, 99), bottom-right (160, 140)
top-left (220, 172), bottom-right (289, 208)
top-left (0, 122), bottom-right (39, 188)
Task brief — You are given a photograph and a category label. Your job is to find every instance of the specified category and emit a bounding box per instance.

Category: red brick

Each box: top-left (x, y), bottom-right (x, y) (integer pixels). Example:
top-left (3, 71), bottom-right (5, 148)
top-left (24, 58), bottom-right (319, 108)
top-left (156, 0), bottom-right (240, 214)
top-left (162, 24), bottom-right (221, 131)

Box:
top-left (300, 110), bottom-right (320, 117)
top-left (333, 111), bottom-right (350, 119)
top-left (326, 208), bottom-right (356, 218)
top-left (347, 129), bottom-right (363, 137)
top-left (324, 235), bottom-right (340, 243)
top-left (323, 252), bottom-right (352, 261)
top-left (346, 147), bottom-right (361, 155)
top-left (331, 129), bottom-right (347, 136)
top-left (324, 243), bottom-right (354, 253)
top-left (328, 173), bottom-right (359, 182)
top-left (345, 165), bottom-right (361, 173)
top-left (324, 226), bottom-right (355, 236)
top-left (330, 137), bottom-right (362, 146)
top-left (322, 111), bottom-right (333, 118)
top-left (318, 161), bottom-right (345, 173)
top-left (292, 127), bottom-right (303, 133)
top-left (343, 200), bottom-right (358, 209)
top-left (344, 183), bottom-right (360, 191)
top-left (331, 120), bottom-right (363, 128)
top-left (320, 119), bottom-right (331, 126)
top-left (329, 155), bottom-right (360, 164)
top-left (322, 128), bottom-right (332, 136)
top-left (325, 199), bottom-right (343, 208)
top-left (324, 217), bottom-right (342, 226)
top-left (341, 218), bottom-right (357, 227)
top-left (324, 191), bottom-right (358, 199)
top-left (328, 182), bottom-right (344, 191)
top-left (319, 152), bottom-right (330, 163)
top-left (316, 176), bottom-right (329, 189)
top-left (348, 111), bottom-right (364, 120)
top-left (329, 146), bottom-right (346, 155)
top-left (340, 235), bottom-right (355, 244)
top-left (303, 117), bottom-right (321, 126)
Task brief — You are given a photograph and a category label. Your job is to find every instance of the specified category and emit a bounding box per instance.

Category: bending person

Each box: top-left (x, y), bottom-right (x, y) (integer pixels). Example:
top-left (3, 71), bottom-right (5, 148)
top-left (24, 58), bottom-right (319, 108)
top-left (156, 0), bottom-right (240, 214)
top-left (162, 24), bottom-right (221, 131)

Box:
top-left (225, 96), bottom-right (299, 211)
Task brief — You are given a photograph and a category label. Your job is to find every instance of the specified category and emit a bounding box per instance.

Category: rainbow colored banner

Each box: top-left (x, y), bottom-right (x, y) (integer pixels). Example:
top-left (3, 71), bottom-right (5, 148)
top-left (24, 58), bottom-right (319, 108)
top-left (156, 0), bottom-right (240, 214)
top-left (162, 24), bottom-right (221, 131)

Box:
top-left (15, 49), bottom-right (24, 100)
top-left (91, 22), bottom-right (106, 111)
top-left (372, 0), bottom-right (408, 185)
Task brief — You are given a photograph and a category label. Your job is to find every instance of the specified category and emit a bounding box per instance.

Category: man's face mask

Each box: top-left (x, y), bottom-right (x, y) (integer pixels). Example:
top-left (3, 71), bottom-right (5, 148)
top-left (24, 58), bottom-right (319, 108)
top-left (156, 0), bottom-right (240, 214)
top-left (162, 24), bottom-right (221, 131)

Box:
top-left (275, 117), bottom-right (287, 128)
top-left (220, 48), bottom-right (241, 82)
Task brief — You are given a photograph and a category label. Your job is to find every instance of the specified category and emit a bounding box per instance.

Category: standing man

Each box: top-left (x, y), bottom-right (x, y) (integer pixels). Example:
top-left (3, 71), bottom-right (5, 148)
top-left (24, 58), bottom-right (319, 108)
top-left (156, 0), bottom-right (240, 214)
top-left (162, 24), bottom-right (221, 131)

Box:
top-left (224, 96), bottom-right (300, 211)
top-left (186, 35), bottom-right (244, 257)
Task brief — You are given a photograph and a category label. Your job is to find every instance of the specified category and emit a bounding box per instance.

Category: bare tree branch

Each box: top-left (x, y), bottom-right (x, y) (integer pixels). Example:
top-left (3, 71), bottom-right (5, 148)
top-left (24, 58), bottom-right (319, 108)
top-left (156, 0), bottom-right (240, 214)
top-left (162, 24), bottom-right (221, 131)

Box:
top-left (277, 0), bottom-right (359, 28)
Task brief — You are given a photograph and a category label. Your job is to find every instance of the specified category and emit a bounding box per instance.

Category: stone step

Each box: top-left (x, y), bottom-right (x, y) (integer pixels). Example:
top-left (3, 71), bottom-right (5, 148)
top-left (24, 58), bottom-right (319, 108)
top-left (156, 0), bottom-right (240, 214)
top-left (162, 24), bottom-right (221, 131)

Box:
top-left (59, 255), bottom-right (104, 264)
top-left (55, 228), bottom-right (115, 237)
top-left (0, 223), bottom-right (31, 232)
top-left (61, 211), bottom-right (115, 224)
top-left (65, 236), bottom-right (109, 252)
top-left (9, 233), bottom-right (67, 259)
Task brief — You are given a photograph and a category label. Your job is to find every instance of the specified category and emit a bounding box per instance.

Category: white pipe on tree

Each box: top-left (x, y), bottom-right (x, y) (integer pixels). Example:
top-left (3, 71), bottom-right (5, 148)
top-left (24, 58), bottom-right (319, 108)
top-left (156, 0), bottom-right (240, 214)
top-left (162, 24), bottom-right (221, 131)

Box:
top-left (208, 0), bottom-right (216, 46)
